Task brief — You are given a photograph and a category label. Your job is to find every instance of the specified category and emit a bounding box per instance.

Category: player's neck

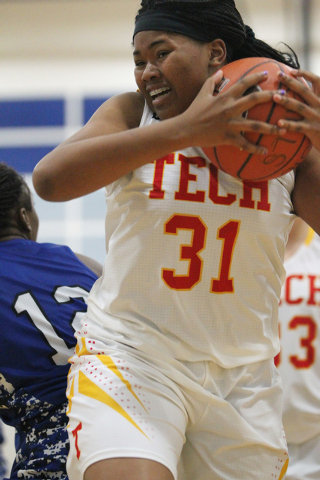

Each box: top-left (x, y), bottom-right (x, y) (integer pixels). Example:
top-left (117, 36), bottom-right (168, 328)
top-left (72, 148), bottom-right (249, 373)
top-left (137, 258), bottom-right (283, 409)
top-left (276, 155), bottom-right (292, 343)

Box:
top-left (0, 228), bottom-right (29, 242)
top-left (285, 218), bottom-right (311, 261)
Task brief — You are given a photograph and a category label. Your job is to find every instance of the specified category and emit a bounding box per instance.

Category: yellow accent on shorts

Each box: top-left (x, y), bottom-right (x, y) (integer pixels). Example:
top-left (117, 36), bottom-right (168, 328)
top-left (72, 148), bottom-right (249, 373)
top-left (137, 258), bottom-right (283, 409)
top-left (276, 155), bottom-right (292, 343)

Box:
top-left (278, 458), bottom-right (289, 480)
top-left (97, 355), bottom-right (148, 412)
top-left (78, 370), bottom-right (149, 439)
top-left (75, 337), bottom-right (91, 356)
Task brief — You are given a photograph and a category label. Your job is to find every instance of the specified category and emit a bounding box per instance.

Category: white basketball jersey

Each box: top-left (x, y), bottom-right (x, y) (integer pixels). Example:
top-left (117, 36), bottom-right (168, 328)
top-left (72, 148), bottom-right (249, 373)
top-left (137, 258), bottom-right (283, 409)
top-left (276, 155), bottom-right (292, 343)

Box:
top-left (277, 230), bottom-right (320, 444)
top-left (86, 102), bottom-right (295, 368)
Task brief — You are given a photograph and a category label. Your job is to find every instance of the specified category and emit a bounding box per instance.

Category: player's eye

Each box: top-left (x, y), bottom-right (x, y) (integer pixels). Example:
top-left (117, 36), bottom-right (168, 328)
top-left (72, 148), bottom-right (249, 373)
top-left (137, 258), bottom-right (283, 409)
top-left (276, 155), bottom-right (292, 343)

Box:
top-left (158, 51), bottom-right (169, 59)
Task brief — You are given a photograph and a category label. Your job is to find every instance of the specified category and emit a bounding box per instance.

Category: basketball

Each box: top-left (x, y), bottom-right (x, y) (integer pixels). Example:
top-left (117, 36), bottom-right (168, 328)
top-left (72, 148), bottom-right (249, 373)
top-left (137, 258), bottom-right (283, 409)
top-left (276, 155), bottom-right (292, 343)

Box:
top-left (202, 57), bottom-right (312, 181)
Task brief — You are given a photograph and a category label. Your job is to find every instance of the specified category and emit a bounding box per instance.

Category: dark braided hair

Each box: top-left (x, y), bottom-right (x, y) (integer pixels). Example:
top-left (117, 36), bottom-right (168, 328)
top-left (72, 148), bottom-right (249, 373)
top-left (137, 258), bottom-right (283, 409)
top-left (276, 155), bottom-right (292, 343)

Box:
top-left (135, 0), bottom-right (299, 68)
top-left (0, 163), bottom-right (32, 228)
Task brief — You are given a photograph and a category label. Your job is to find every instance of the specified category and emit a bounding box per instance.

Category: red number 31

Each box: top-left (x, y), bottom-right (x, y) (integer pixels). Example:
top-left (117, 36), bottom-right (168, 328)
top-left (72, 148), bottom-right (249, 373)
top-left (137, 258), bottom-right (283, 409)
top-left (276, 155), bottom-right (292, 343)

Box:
top-left (162, 214), bottom-right (240, 294)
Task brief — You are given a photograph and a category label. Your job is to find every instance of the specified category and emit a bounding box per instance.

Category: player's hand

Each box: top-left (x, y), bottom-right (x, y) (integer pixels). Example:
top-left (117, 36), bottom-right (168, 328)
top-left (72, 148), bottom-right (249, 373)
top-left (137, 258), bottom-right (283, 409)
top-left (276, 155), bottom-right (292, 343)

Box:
top-left (180, 69), bottom-right (286, 154)
top-left (274, 69), bottom-right (320, 152)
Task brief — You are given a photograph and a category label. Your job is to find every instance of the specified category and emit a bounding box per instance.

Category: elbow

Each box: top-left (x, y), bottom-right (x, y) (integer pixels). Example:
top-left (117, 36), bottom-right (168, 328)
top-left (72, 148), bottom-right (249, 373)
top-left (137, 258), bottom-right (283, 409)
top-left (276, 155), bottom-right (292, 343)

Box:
top-left (32, 163), bottom-right (60, 201)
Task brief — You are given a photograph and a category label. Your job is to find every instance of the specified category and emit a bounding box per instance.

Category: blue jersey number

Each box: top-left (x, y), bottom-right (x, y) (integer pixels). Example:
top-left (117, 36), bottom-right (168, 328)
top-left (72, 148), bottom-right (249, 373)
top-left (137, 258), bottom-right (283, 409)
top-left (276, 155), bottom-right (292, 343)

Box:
top-left (13, 286), bottom-right (90, 365)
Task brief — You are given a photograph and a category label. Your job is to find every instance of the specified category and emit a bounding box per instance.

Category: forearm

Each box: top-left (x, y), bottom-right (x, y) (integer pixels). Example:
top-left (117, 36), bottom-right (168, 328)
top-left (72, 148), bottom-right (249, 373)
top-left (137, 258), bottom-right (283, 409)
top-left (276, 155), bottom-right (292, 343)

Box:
top-left (32, 116), bottom-right (188, 202)
top-left (33, 70), bottom-right (285, 202)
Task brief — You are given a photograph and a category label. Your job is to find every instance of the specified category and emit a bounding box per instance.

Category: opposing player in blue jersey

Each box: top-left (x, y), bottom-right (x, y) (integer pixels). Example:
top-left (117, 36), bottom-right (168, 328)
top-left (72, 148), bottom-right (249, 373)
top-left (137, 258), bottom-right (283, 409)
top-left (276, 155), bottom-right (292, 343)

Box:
top-left (0, 163), bottom-right (102, 479)
top-left (0, 422), bottom-right (7, 480)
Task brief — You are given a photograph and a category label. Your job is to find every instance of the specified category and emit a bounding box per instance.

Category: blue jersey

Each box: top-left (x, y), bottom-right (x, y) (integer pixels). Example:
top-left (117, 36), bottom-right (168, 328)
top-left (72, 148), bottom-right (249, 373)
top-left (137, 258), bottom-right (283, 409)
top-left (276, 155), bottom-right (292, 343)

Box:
top-left (0, 421), bottom-right (6, 480)
top-left (0, 239), bottom-right (98, 479)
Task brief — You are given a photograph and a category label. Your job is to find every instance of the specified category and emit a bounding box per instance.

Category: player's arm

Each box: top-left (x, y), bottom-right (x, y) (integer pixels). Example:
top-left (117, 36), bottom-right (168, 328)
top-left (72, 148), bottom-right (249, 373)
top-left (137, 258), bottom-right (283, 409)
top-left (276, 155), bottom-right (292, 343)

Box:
top-left (33, 91), bottom-right (144, 201)
top-left (33, 89), bottom-right (200, 202)
top-left (33, 70), bottom-right (285, 202)
top-left (279, 69), bottom-right (320, 233)
top-left (292, 147), bottom-right (320, 235)
top-left (74, 253), bottom-right (103, 277)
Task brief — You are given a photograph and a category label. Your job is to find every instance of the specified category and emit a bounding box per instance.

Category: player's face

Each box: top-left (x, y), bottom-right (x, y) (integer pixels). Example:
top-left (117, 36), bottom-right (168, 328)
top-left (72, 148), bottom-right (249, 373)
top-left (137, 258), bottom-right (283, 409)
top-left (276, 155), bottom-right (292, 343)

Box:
top-left (28, 200), bottom-right (39, 241)
top-left (25, 189), bottom-right (39, 241)
top-left (133, 31), bottom-right (213, 120)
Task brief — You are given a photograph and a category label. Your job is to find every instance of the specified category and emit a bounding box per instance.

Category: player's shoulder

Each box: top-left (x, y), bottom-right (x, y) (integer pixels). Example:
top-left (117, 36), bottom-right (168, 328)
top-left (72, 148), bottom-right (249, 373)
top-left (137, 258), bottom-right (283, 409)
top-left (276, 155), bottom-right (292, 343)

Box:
top-left (18, 240), bottom-right (83, 266)
top-left (111, 91), bottom-right (145, 110)
top-left (0, 238), bottom-right (64, 257)
top-left (93, 91), bottom-right (145, 130)
top-left (295, 229), bottom-right (320, 263)
top-left (309, 230), bottom-right (320, 250)
top-left (32, 240), bottom-right (73, 256)
top-left (35, 242), bottom-right (92, 269)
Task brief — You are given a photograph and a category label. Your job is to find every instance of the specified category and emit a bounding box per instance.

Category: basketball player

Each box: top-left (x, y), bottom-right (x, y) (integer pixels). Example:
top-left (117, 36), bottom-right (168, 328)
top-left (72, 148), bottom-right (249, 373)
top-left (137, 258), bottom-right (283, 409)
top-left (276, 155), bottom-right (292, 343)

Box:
top-left (0, 163), bottom-right (102, 479)
top-left (32, 1), bottom-right (320, 479)
top-left (276, 218), bottom-right (320, 480)
top-left (0, 422), bottom-right (6, 480)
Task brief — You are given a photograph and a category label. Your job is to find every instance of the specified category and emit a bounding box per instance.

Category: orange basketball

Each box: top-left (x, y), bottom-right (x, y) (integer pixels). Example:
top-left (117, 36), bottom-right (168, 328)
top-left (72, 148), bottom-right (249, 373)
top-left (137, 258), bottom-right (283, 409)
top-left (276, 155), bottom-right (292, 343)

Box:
top-left (202, 57), bottom-right (311, 181)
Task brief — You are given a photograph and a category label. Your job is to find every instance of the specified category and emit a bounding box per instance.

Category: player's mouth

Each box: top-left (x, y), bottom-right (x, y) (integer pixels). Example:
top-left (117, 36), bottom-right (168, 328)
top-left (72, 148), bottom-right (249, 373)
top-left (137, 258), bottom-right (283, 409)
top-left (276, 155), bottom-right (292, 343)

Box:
top-left (149, 87), bottom-right (172, 105)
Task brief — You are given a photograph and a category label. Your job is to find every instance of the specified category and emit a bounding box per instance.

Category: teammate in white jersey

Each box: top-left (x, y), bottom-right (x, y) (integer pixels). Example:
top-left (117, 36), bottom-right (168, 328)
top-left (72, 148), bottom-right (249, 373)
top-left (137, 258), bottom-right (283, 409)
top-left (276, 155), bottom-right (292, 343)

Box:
top-left (32, 1), bottom-right (320, 479)
top-left (277, 218), bottom-right (320, 480)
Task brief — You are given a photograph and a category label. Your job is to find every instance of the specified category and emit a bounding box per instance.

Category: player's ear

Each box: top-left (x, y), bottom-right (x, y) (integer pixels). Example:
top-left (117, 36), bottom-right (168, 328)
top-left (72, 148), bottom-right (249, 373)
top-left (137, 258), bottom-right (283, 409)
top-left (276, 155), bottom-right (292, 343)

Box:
top-left (18, 207), bottom-right (32, 234)
top-left (208, 39), bottom-right (227, 68)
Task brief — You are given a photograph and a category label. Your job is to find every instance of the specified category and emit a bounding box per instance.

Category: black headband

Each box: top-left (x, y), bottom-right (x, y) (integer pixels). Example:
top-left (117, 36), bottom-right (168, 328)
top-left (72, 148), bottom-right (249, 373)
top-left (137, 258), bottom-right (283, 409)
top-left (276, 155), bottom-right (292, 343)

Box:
top-left (133, 10), bottom-right (216, 42)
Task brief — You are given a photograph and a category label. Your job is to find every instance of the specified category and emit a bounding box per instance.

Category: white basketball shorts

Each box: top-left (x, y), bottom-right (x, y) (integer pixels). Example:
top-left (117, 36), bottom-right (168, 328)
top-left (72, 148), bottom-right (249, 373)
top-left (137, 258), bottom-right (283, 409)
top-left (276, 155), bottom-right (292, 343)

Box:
top-left (286, 434), bottom-right (320, 480)
top-left (66, 336), bottom-right (288, 480)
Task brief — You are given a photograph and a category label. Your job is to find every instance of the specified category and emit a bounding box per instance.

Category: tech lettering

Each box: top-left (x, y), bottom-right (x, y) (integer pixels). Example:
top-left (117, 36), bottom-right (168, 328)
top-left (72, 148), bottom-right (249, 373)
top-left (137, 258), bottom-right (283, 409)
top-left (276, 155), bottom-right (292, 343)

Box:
top-left (149, 153), bottom-right (271, 212)
top-left (282, 274), bottom-right (320, 306)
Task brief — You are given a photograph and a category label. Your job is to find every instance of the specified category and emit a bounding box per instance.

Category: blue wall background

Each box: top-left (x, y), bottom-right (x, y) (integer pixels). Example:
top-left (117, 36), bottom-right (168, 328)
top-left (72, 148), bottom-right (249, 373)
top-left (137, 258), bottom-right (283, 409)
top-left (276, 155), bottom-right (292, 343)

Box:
top-left (0, 96), bottom-right (111, 264)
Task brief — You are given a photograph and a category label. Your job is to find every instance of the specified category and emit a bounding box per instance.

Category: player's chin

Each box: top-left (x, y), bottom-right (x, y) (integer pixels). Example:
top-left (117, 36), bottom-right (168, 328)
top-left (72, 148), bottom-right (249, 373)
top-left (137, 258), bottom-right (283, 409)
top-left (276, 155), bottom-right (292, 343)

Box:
top-left (153, 106), bottom-right (177, 121)
top-left (153, 98), bottom-right (188, 121)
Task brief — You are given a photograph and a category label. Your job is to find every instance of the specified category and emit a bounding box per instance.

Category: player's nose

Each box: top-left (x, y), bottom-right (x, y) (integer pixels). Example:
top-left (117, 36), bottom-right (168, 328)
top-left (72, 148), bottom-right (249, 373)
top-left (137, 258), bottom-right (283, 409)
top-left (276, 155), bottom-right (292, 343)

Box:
top-left (141, 62), bottom-right (161, 82)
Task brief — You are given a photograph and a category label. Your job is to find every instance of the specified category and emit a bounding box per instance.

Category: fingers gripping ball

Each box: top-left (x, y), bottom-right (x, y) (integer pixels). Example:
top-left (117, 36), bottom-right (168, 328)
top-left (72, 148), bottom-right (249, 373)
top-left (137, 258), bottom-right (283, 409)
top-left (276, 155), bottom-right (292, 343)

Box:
top-left (202, 57), bottom-right (311, 181)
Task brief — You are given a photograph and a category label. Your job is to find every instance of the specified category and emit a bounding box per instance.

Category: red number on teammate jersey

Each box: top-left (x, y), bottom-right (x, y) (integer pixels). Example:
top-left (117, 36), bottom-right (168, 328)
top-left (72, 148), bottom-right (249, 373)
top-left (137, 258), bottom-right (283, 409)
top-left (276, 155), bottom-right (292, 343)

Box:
top-left (274, 324), bottom-right (281, 367)
top-left (289, 316), bottom-right (316, 369)
top-left (276, 315), bottom-right (317, 368)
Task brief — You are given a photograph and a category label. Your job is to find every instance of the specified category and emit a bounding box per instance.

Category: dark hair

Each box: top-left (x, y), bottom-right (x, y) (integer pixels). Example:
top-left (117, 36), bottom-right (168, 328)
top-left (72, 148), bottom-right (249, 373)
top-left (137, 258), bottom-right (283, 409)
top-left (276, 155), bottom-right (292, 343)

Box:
top-left (135, 0), bottom-right (299, 68)
top-left (0, 163), bottom-right (32, 228)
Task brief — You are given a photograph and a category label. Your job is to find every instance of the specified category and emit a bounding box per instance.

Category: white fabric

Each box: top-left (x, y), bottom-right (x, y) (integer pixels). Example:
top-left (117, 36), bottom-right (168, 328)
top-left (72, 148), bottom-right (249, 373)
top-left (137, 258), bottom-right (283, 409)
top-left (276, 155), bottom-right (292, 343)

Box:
top-left (67, 339), bottom-right (288, 480)
top-left (287, 434), bottom-right (320, 480)
top-left (278, 232), bottom-right (320, 445)
top-left (86, 101), bottom-right (295, 367)
top-left (67, 100), bottom-right (296, 480)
